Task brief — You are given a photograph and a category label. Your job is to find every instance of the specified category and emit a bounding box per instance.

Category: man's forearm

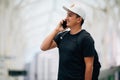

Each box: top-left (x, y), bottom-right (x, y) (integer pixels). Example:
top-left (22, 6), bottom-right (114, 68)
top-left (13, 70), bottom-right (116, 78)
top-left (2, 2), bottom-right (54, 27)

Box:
top-left (85, 66), bottom-right (93, 80)
top-left (40, 29), bottom-right (59, 51)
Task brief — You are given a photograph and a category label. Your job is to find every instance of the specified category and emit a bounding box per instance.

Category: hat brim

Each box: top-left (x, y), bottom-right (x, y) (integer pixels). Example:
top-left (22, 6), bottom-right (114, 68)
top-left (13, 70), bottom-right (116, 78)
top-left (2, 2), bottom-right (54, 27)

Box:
top-left (63, 6), bottom-right (79, 16)
top-left (63, 6), bottom-right (72, 12)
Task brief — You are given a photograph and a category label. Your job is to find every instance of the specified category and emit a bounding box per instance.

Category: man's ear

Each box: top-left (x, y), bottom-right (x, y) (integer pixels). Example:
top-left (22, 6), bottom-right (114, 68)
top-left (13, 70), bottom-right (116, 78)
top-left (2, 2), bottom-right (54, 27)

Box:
top-left (77, 17), bottom-right (82, 23)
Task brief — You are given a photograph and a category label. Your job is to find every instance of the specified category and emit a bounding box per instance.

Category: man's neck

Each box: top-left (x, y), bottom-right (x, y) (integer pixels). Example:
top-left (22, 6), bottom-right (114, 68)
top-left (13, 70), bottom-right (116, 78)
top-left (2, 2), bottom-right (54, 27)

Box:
top-left (70, 26), bottom-right (82, 34)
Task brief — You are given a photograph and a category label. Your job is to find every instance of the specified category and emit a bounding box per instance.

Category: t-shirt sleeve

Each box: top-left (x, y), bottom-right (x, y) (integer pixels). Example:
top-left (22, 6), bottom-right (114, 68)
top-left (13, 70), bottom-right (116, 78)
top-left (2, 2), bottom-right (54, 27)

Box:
top-left (82, 36), bottom-right (96, 57)
top-left (54, 32), bottom-right (61, 47)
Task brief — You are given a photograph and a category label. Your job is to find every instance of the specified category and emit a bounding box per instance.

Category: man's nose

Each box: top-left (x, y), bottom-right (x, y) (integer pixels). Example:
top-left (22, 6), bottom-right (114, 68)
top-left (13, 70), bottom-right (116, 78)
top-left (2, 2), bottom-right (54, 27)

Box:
top-left (65, 16), bottom-right (68, 21)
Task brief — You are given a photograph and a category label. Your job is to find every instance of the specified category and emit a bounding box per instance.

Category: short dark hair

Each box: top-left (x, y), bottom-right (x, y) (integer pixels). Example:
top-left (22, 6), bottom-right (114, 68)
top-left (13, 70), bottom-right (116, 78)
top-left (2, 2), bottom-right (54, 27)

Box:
top-left (81, 19), bottom-right (84, 26)
top-left (76, 14), bottom-right (84, 26)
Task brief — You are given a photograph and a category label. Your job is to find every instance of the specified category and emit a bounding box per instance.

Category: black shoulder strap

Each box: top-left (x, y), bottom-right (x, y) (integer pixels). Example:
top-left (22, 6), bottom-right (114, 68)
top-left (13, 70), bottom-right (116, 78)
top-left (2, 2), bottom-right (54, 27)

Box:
top-left (77, 30), bottom-right (91, 48)
top-left (77, 30), bottom-right (86, 47)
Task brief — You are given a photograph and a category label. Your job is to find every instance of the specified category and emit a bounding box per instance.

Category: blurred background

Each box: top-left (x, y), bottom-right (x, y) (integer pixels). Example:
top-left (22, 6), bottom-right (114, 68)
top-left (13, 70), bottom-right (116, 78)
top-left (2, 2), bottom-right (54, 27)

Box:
top-left (0, 0), bottom-right (120, 80)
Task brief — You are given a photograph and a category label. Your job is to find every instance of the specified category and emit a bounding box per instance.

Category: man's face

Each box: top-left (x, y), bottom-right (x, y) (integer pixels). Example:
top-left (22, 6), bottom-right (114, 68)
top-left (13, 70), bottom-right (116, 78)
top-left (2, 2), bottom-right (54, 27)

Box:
top-left (66, 11), bottom-right (81, 27)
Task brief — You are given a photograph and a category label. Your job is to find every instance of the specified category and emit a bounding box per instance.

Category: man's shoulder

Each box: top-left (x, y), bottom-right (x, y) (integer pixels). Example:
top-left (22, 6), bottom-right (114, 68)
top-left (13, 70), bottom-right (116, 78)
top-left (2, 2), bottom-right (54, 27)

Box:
top-left (81, 29), bottom-right (93, 39)
top-left (58, 30), bottom-right (69, 35)
top-left (77, 29), bottom-right (94, 44)
top-left (80, 29), bottom-right (91, 36)
top-left (77, 29), bottom-right (90, 39)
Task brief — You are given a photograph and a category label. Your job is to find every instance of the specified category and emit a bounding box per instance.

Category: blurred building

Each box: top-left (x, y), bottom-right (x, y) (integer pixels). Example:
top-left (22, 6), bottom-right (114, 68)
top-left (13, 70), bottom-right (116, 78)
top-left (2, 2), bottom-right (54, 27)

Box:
top-left (0, 0), bottom-right (120, 80)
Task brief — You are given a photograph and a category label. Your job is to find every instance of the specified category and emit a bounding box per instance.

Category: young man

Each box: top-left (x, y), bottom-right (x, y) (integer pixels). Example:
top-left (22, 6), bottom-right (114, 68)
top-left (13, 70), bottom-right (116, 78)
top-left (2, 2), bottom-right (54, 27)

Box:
top-left (40, 3), bottom-right (101, 80)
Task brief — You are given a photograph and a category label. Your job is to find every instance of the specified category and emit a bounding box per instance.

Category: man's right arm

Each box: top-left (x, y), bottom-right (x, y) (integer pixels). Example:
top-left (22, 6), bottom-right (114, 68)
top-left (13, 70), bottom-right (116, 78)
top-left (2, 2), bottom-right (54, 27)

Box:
top-left (40, 21), bottom-right (65, 51)
top-left (40, 30), bottom-right (59, 51)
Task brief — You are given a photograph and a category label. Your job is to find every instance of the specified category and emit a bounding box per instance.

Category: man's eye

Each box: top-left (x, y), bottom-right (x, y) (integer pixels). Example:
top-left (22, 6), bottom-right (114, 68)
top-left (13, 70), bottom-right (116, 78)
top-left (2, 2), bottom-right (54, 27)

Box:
top-left (68, 14), bottom-right (72, 17)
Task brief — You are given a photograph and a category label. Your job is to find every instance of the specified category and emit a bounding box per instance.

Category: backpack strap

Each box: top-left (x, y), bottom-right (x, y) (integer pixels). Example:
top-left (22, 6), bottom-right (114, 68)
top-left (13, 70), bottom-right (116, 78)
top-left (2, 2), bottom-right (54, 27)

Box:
top-left (77, 30), bottom-right (85, 46)
top-left (77, 30), bottom-right (90, 50)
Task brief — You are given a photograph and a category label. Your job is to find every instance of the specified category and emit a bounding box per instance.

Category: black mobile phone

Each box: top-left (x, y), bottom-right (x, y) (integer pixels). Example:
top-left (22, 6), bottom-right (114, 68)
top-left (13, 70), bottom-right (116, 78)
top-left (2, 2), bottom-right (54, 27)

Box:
top-left (62, 20), bottom-right (67, 29)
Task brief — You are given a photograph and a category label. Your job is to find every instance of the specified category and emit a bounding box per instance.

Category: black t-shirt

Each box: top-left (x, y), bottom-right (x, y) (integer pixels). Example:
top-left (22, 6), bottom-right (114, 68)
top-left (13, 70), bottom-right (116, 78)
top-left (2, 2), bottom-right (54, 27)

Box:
top-left (54, 29), bottom-right (101, 80)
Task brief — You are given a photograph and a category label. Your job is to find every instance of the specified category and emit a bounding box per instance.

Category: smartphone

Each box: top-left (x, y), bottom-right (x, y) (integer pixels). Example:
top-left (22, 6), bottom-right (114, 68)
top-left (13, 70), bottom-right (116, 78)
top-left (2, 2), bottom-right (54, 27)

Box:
top-left (62, 20), bottom-right (67, 29)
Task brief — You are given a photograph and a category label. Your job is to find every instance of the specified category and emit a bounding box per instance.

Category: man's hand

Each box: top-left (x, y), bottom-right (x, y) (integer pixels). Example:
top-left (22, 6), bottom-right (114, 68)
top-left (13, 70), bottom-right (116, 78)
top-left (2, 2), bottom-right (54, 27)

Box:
top-left (55, 20), bottom-right (67, 32)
